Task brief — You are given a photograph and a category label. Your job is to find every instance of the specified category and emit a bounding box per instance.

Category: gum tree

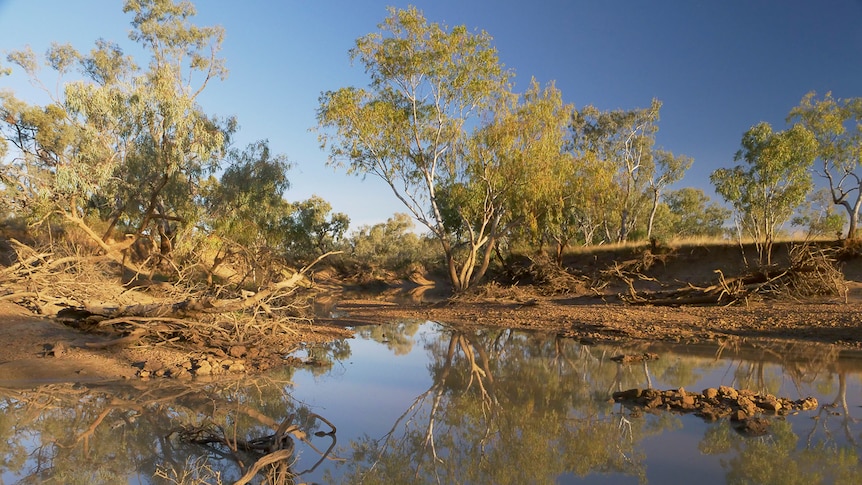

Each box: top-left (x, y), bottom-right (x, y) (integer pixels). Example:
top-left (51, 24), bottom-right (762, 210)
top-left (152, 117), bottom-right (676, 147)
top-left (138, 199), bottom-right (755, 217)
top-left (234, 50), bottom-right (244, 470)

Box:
top-left (788, 91), bottom-right (862, 239)
top-left (570, 99), bottom-right (676, 243)
top-left (0, 0), bottom-right (231, 265)
top-left (710, 122), bottom-right (817, 265)
top-left (318, 6), bottom-right (553, 291)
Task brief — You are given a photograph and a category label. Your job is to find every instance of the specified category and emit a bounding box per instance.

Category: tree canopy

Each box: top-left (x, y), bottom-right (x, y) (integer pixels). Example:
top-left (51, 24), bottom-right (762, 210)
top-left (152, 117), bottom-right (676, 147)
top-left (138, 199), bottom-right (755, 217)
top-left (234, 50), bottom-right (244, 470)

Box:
top-left (318, 6), bottom-right (566, 290)
top-left (711, 122), bottom-right (817, 265)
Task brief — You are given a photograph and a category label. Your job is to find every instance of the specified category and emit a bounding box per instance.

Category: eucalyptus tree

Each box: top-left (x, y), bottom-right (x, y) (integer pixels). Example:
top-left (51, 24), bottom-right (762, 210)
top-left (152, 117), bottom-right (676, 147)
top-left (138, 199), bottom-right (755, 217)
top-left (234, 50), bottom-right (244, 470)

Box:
top-left (570, 99), bottom-right (663, 242)
top-left (317, 6), bottom-right (567, 291)
top-left (788, 91), bottom-right (862, 239)
top-left (199, 139), bottom-right (292, 283)
top-left (446, 79), bottom-right (572, 279)
top-left (0, 0), bottom-right (231, 265)
top-left (710, 122), bottom-right (817, 265)
top-left (282, 195), bottom-right (350, 261)
top-left (645, 149), bottom-right (693, 240)
top-left (790, 188), bottom-right (846, 239)
top-left (660, 187), bottom-right (729, 239)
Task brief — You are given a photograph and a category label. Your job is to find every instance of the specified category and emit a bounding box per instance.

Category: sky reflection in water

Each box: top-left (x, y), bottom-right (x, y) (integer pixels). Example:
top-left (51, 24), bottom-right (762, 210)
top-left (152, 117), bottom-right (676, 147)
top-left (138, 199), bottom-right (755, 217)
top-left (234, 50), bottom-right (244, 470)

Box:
top-left (1, 321), bottom-right (861, 484)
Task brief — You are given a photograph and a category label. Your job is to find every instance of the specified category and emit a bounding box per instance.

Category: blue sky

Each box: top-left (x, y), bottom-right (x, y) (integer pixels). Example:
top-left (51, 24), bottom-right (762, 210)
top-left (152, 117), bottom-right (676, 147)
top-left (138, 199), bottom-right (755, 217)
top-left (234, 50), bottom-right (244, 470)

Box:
top-left (1, 1), bottom-right (860, 229)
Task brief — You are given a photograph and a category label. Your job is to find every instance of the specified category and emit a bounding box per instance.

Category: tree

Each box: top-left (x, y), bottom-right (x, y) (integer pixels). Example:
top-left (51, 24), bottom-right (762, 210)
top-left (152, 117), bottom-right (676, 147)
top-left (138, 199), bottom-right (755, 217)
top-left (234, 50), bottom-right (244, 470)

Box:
top-left (0, 0), bottom-right (231, 268)
top-left (710, 122), bottom-right (817, 265)
top-left (283, 195), bottom-right (349, 261)
top-left (199, 139), bottom-right (293, 283)
top-left (317, 6), bottom-right (522, 291)
top-left (787, 91), bottom-right (862, 239)
top-left (350, 212), bottom-right (435, 270)
top-left (449, 79), bottom-right (572, 274)
top-left (645, 150), bottom-right (693, 240)
top-left (790, 188), bottom-right (846, 239)
top-left (661, 187), bottom-right (729, 239)
top-left (570, 99), bottom-right (663, 242)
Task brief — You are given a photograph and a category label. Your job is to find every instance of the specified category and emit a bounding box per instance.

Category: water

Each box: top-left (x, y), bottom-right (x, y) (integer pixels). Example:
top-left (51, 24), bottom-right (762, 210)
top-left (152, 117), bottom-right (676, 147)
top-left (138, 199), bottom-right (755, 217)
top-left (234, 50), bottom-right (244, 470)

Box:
top-left (1, 321), bottom-right (861, 484)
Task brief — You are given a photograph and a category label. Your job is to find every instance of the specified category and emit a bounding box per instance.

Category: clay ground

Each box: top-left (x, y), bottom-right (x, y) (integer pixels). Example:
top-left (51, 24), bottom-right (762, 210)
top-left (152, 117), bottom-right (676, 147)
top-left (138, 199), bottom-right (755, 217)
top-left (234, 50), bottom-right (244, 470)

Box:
top-left (1, 242), bottom-right (861, 383)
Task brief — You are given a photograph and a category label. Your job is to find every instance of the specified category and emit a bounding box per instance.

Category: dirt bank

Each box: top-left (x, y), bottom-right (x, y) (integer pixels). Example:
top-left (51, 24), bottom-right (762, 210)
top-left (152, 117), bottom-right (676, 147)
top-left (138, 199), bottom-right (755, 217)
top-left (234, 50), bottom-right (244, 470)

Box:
top-left (2, 241), bottom-right (861, 384)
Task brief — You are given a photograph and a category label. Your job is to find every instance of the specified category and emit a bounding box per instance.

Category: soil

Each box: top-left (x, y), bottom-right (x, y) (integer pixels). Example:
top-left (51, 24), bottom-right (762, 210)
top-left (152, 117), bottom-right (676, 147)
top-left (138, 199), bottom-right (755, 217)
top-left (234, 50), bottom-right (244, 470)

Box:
top-left (2, 241), bottom-right (861, 384)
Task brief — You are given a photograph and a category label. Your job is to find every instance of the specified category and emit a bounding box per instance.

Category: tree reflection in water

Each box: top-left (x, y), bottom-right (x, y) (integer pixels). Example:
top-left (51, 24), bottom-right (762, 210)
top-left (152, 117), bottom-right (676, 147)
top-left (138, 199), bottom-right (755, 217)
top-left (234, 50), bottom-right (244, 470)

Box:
top-left (0, 370), bottom-right (340, 484)
top-left (1, 324), bottom-right (861, 484)
top-left (324, 324), bottom-right (862, 485)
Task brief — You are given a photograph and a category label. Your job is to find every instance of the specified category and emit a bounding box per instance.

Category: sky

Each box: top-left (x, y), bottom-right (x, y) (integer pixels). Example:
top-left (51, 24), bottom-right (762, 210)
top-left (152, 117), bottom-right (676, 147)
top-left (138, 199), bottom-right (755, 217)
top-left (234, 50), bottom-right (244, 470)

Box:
top-left (1, 0), bottom-right (861, 229)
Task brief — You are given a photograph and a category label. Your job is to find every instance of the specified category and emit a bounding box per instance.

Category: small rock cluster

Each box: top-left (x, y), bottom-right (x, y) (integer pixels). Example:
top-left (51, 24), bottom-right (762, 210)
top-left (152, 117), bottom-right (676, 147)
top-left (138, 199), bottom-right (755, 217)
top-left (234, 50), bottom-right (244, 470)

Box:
top-left (612, 385), bottom-right (819, 436)
top-left (137, 344), bottom-right (253, 379)
top-left (137, 356), bottom-right (248, 379)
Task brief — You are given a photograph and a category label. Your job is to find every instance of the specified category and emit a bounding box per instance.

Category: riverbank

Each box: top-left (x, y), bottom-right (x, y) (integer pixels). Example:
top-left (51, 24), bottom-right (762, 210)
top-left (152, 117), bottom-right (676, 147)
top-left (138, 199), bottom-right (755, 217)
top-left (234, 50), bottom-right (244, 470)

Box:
top-left (2, 240), bottom-right (860, 383)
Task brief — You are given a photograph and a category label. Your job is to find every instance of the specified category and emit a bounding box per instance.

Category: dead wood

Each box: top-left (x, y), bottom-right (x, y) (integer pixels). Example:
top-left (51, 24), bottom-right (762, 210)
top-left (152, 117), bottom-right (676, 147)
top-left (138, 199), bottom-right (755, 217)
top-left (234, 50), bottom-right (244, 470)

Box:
top-left (622, 244), bottom-right (847, 306)
top-left (0, 238), bottom-right (340, 354)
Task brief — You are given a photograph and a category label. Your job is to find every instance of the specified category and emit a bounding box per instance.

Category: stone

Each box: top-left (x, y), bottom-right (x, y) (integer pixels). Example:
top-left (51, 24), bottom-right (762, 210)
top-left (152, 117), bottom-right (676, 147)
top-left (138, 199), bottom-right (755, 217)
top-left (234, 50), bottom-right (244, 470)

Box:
top-left (737, 397), bottom-right (758, 416)
top-left (718, 386), bottom-right (738, 400)
top-left (49, 342), bottom-right (67, 357)
top-left (730, 409), bottom-right (748, 422)
top-left (680, 394), bottom-right (696, 409)
top-left (195, 360), bottom-right (213, 376)
top-left (703, 388), bottom-right (719, 400)
top-left (757, 398), bottom-right (782, 413)
top-left (229, 345), bottom-right (247, 358)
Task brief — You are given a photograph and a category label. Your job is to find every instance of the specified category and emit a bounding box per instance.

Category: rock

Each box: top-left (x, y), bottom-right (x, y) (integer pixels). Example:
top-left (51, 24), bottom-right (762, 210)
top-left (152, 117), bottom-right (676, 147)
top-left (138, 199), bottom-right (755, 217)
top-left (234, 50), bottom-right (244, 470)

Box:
top-left (195, 360), bottom-right (213, 376)
top-left (737, 396), bottom-right (758, 416)
top-left (718, 386), bottom-right (738, 400)
top-left (796, 397), bottom-right (819, 411)
top-left (172, 367), bottom-right (191, 379)
top-left (229, 345), bottom-right (247, 358)
top-left (143, 360), bottom-right (165, 372)
top-left (48, 342), bottom-right (68, 358)
top-left (757, 397), bottom-right (782, 413)
top-left (679, 394), bottom-right (697, 409)
top-left (703, 388), bottom-right (719, 400)
top-left (730, 409), bottom-right (748, 422)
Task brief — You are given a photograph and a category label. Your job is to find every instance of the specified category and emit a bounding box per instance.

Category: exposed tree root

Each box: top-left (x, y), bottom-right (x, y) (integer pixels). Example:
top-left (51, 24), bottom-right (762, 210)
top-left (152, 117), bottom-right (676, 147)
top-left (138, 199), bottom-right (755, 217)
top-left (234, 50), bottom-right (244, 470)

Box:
top-left (621, 244), bottom-right (847, 306)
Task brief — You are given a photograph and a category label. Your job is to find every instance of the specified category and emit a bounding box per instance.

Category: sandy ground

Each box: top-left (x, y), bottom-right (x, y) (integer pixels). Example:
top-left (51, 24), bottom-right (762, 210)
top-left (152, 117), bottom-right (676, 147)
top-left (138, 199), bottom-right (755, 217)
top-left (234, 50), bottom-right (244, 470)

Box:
top-left (2, 242), bottom-right (861, 384)
top-left (4, 286), bottom-right (860, 385)
top-left (332, 284), bottom-right (862, 348)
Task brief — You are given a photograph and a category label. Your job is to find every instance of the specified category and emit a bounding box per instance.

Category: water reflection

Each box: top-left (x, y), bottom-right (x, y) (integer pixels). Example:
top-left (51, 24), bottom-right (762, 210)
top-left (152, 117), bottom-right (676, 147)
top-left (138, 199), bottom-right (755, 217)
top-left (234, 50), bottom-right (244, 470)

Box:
top-left (0, 369), bottom-right (338, 484)
top-left (1, 323), bottom-right (861, 484)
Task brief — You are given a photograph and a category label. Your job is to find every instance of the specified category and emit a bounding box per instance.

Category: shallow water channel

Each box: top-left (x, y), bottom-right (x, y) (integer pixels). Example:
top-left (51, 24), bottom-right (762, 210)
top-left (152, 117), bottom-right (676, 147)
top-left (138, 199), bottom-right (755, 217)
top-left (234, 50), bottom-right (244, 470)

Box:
top-left (2, 320), bottom-right (862, 484)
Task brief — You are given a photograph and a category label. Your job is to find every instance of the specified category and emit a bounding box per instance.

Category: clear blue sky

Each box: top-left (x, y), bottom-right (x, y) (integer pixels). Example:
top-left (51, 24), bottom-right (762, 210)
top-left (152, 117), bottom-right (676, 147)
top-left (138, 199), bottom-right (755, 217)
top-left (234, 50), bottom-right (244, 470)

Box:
top-left (1, 1), bottom-right (860, 229)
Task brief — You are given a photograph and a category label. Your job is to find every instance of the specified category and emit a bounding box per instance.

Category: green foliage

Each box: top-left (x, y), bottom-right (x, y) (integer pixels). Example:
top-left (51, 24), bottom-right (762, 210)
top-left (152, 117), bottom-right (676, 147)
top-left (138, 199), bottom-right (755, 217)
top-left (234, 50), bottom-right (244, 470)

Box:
top-left (282, 195), bottom-right (350, 261)
top-left (570, 99), bottom-right (663, 243)
top-left (788, 91), bottom-right (862, 239)
top-left (203, 139), bottom-right (292, 247)
top-left (348, 212), bottom-right (438, 271)
top-left (317, 6), bottom-right (519, 291)
top-left (791, 188), bottom-right (846, 239)
top-left (711, 121), bottom-right (817, 265)
top-left (0, 0), bottom-right (233, 266)
top-left (657, 187), bottom-right (729, 239)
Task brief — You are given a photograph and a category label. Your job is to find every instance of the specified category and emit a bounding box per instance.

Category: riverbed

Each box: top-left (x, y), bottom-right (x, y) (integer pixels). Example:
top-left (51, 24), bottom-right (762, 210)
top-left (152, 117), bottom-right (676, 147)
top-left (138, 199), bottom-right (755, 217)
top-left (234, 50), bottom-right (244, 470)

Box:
top-left (2, 320), bottom-right (861, 484)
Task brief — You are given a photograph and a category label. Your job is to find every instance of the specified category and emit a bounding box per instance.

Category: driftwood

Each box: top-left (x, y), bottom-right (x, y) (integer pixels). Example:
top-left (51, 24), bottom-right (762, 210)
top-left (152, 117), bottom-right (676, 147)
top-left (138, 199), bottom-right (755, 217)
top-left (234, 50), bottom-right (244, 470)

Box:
top-left (0, 238), bottom-right (340, 351)
top-left (622, 244), bottom-right (847, 306)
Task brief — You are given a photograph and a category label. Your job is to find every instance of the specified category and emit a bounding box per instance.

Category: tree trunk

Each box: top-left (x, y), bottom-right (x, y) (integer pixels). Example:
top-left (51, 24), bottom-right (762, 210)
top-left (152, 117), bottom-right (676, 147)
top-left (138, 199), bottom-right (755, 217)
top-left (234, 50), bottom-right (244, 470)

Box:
top-left (847, 195), bottom-right (861, 239)
top-left (646, 189), bottom-right (659, 240)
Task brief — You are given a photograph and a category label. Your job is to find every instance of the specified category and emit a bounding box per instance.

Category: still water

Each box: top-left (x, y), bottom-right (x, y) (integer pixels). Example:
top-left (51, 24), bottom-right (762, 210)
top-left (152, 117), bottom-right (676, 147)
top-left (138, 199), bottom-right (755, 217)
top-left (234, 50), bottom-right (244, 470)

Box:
top-left (1, 320), bottom-right (861, 484)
